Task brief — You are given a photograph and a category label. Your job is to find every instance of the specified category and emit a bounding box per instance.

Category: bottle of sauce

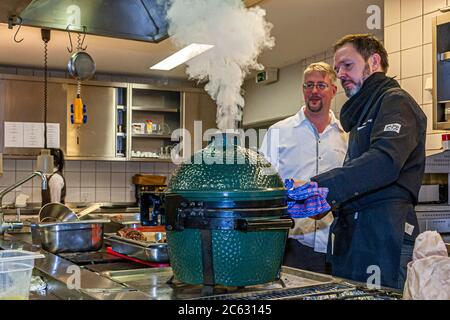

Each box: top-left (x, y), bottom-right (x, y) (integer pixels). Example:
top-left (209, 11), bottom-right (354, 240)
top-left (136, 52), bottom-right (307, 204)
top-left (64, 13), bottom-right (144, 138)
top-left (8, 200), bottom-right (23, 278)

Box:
top-left (146, 120), bottom-right (153, 134)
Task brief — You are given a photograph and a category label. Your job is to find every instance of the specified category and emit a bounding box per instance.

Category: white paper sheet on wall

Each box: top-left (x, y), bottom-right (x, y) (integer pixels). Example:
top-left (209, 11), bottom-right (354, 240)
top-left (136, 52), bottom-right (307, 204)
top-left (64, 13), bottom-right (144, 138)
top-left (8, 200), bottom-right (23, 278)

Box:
top-left (46, 123), bottom-right (60, 148)
top-left (4, 122), bottom-right (60, 148)
top-left (23, 122), bottom-right (44, 148)
top-left (4, 122), bottom-right (24, 147)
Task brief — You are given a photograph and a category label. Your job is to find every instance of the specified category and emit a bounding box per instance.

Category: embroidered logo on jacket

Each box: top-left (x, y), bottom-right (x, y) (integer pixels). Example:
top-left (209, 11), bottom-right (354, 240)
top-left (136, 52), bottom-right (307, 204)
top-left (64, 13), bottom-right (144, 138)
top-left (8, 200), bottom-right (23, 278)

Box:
top-left (384, 123), bottom-right (402, 133)
top-left (357, 119), bottom-right (373, 131)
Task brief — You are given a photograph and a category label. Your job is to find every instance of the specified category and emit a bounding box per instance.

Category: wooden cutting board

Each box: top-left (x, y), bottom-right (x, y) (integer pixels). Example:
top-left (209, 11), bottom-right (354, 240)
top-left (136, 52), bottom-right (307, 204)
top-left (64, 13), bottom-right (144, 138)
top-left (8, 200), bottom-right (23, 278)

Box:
top-left (132, 174), bottom-right (166, 186)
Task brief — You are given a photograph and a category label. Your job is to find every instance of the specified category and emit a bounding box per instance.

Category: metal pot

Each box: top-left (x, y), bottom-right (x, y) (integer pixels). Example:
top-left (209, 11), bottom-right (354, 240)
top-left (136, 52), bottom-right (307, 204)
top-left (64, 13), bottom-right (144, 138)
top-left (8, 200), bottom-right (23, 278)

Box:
top-left (141, 132), bottom-right (293, 287)
top-left (31, 219), bottom-right (109, 254)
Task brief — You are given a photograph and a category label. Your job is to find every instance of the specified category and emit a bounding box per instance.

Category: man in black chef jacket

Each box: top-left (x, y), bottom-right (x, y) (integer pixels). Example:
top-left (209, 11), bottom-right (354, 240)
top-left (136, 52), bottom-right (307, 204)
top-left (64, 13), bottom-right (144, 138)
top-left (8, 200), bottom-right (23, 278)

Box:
top-left (309, 34), bottom-right (427, 289)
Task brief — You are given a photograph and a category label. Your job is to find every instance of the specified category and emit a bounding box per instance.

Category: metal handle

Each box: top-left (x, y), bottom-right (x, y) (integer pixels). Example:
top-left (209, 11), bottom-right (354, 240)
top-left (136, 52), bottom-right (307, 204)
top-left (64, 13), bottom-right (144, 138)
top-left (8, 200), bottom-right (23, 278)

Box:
top-left (440, 51), bottom-right (450, 62)
top-left (235, 218), bottom-right (294, 231)
top-left (140, 193), bottom-right (163, 226)
top-left (0, 221), bottom-right (23, 234)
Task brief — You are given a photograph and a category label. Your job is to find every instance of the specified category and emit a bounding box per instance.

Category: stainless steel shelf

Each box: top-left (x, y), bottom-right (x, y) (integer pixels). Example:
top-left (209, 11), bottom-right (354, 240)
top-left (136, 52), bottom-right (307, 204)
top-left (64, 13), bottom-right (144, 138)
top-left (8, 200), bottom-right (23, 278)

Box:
top-left (131, 106), bottom-right (179, 113)
top-left (131, 133), bottom-right (175, 139)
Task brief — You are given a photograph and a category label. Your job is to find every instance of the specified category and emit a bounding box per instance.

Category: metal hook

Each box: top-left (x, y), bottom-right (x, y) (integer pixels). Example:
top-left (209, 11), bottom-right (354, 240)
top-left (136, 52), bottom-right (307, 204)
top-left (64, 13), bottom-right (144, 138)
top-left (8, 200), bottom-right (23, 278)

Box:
top-left (8, 16), bottom-right (24, 43)
top-left (66, 24), bottom-right (73, 53)
top-left (79, 26), bottom-right (87, 51)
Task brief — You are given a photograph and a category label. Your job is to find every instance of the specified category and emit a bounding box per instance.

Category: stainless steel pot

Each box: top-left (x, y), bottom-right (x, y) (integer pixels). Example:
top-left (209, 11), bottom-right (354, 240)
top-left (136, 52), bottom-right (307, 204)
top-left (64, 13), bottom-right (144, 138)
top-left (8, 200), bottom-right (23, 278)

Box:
top-left (31, 219), bottom-right (109, 254)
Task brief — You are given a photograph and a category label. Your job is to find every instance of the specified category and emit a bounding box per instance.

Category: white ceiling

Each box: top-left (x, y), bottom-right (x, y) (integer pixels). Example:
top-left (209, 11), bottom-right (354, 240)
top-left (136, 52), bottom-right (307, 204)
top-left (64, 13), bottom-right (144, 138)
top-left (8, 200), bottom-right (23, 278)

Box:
top-left (0, 0), bottom-right (384, 79)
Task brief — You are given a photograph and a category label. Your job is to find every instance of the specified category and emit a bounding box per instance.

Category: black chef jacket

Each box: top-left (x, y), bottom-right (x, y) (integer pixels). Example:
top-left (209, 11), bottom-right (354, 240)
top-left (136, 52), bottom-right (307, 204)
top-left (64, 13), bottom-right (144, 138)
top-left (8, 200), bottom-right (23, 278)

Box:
top-left (311, 72), bottom-right (427, 288)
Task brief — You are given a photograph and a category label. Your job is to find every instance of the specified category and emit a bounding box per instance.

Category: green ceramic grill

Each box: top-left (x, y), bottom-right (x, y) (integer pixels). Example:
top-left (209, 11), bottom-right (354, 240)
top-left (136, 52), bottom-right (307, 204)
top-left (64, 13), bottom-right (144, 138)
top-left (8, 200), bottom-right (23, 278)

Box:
top-left (140, 132), bottom-right (293, 288)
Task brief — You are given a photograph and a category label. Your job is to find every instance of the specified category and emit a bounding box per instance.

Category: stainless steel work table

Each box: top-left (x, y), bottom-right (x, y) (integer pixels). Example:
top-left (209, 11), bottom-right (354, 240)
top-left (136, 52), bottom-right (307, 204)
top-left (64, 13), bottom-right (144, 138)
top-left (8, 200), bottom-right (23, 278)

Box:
top-left (0, 231), bottom-right (402, 300)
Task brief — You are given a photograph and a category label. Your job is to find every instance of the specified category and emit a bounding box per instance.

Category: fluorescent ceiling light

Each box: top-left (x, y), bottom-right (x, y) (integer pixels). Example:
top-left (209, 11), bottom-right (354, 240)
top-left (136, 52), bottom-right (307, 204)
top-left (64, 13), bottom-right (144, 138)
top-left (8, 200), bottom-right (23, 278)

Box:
top-left (150, 43), bottom-right (214, 70)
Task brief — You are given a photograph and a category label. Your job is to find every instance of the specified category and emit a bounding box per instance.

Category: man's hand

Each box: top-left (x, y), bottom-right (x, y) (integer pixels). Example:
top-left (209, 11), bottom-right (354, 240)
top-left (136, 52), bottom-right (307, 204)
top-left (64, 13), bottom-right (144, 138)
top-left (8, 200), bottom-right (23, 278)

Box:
top-left (293, 179), bottom-right (309, 188)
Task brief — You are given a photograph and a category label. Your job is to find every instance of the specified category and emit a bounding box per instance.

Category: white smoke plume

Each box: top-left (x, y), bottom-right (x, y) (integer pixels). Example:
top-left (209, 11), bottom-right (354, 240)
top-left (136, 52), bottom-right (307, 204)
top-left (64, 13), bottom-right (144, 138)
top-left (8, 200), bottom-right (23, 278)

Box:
top-left (166, 0), bottom-right (275, 130)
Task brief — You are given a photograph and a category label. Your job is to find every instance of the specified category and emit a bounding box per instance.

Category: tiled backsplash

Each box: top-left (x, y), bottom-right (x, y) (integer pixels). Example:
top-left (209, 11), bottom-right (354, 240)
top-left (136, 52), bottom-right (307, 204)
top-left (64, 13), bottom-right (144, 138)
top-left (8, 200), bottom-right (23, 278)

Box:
top-left (384, 0), bottom-right (450, 149)
top-left (0, 159), bottom-right (178, 205)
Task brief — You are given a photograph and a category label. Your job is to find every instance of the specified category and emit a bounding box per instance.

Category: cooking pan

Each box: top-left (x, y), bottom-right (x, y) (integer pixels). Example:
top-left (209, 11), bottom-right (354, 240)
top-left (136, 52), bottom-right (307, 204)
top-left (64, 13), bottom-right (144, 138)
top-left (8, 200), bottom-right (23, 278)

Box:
top-left (67, 51), bottom-right (96, 81)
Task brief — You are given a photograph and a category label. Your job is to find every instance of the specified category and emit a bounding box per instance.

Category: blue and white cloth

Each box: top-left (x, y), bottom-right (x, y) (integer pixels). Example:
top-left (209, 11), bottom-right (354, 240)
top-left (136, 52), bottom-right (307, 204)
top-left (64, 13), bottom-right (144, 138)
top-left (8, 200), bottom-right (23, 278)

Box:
top-left (285, 179), bottom-right (331, 218)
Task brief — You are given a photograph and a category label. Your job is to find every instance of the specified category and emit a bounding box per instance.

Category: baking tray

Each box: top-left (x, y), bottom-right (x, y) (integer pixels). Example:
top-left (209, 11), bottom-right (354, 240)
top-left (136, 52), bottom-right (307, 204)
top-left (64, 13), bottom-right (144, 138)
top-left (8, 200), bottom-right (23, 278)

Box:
top-left (106, 247), bottom-right (169, 268)
top-left (105, 234), bottom-right (169, 263)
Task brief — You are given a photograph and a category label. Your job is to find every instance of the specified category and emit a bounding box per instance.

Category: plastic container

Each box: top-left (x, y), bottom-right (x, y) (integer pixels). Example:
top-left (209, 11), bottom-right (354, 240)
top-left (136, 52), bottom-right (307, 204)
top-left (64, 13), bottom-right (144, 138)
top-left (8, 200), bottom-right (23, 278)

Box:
top-left (443, 134), bottom-right (450, 150)
top-left (0, 250), bottom-right (44, 300)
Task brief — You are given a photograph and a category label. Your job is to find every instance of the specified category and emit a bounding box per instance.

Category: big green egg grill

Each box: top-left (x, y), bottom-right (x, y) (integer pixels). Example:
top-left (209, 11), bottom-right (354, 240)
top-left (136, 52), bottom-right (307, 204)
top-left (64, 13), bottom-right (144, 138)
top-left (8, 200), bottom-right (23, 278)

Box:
top-left (140, 133), bottom-right (293, 288)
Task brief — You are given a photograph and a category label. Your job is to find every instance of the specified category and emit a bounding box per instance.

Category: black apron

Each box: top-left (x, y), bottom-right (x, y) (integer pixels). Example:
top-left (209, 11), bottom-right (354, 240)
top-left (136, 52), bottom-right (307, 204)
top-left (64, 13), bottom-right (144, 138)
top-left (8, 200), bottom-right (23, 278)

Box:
top-left (328, 200), bottom-right (416, 289)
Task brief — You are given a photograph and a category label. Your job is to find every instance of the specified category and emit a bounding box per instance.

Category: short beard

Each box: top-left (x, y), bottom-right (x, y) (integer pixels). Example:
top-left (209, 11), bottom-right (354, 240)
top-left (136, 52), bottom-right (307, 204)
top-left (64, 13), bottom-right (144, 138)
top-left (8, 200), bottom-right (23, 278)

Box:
top-left (344, 63), bottom-right (371, 98)
top-left (306, 100), bottom-right (324, 113)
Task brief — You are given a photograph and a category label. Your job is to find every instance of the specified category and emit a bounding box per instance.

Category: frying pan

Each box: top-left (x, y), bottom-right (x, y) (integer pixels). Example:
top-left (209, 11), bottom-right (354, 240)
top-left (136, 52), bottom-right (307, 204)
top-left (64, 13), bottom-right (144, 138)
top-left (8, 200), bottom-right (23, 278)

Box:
top-left (67, 51), bottom-right (96, 81)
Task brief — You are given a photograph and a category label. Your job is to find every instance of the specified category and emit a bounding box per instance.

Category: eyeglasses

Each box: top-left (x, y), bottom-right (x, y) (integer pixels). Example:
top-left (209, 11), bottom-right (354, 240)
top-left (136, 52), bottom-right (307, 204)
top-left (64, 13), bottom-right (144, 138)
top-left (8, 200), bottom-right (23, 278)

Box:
top-left (303, 82), bottom-right (329, 91)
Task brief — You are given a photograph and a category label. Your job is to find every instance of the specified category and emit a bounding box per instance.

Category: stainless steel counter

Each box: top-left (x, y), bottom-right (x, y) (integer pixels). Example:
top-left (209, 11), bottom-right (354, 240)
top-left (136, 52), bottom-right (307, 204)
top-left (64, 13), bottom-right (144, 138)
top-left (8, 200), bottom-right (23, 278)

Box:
top-left (0, 231), bottom-right (402, 300)
top-left (0, 233), bottom-right (150, 300)
top-left (2, 203), bottom-right (140, 216)
top-left (0, 232), bottom-right (334, 300)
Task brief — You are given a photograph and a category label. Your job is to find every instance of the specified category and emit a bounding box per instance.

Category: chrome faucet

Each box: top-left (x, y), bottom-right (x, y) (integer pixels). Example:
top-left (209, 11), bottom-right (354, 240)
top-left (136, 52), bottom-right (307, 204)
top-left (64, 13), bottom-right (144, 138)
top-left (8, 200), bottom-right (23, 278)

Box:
top-left (0, 171), bottom-right (47, 234)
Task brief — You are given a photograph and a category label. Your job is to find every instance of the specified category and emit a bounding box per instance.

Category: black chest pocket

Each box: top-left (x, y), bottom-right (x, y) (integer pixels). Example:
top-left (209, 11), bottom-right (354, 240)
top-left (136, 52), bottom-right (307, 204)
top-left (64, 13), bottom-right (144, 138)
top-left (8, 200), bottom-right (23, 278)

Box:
top-left (347, 121), bottom-right (373, 160)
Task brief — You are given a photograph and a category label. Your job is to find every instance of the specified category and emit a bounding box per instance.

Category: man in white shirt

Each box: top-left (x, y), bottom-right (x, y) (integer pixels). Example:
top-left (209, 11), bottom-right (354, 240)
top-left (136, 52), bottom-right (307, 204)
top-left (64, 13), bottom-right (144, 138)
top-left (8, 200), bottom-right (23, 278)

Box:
top-left (259, 62), bottom-right (348, 273)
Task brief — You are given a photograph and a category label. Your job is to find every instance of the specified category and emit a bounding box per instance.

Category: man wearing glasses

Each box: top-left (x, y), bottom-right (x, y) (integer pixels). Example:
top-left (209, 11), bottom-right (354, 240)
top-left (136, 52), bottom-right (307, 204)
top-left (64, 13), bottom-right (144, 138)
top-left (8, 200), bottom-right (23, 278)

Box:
top-left (259, 62), bottom-right (348, 273)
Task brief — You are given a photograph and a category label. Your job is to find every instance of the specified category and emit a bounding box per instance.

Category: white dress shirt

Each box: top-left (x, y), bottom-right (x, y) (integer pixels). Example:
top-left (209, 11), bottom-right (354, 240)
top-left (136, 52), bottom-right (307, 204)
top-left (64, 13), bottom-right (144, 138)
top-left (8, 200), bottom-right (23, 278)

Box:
top-left (259, 106), bottom-right (348, 253)
top-left (48, 169), bottom-right (65, 203)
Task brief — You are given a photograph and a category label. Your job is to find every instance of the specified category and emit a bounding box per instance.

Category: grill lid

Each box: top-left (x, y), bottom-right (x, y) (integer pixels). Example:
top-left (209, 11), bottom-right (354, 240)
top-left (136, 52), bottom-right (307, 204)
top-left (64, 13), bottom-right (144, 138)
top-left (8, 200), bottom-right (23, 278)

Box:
top-left (167, 132), bottom-right (285, 201)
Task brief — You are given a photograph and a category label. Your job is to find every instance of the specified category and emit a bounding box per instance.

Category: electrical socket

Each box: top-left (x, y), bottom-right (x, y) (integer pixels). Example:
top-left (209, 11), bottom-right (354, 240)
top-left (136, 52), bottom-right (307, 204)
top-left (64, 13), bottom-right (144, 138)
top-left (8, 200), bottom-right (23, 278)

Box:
top-left (81, 192), bottom-right (90, 202)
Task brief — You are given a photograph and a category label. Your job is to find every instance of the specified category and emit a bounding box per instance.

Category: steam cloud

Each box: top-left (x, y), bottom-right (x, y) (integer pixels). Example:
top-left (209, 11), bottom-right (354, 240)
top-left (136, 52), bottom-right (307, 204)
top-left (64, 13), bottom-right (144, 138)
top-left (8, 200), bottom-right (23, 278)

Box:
top-left (166, 0), bottom-right (275, 130)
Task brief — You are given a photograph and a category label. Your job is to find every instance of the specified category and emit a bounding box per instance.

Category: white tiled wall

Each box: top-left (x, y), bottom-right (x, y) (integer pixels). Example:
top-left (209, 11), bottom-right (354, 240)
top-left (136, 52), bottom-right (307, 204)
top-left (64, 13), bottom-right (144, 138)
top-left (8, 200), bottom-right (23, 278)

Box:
top-left (384, 0), bottom-right (450, 150)
top-left (0, 159), bottom-right (178, 205)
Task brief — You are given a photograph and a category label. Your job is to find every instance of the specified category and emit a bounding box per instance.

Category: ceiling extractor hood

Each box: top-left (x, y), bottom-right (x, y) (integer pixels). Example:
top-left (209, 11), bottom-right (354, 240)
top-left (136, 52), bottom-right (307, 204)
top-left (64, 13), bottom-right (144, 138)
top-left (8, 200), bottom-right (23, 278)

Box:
top-left (5, 0), bottom-right (169, 43)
